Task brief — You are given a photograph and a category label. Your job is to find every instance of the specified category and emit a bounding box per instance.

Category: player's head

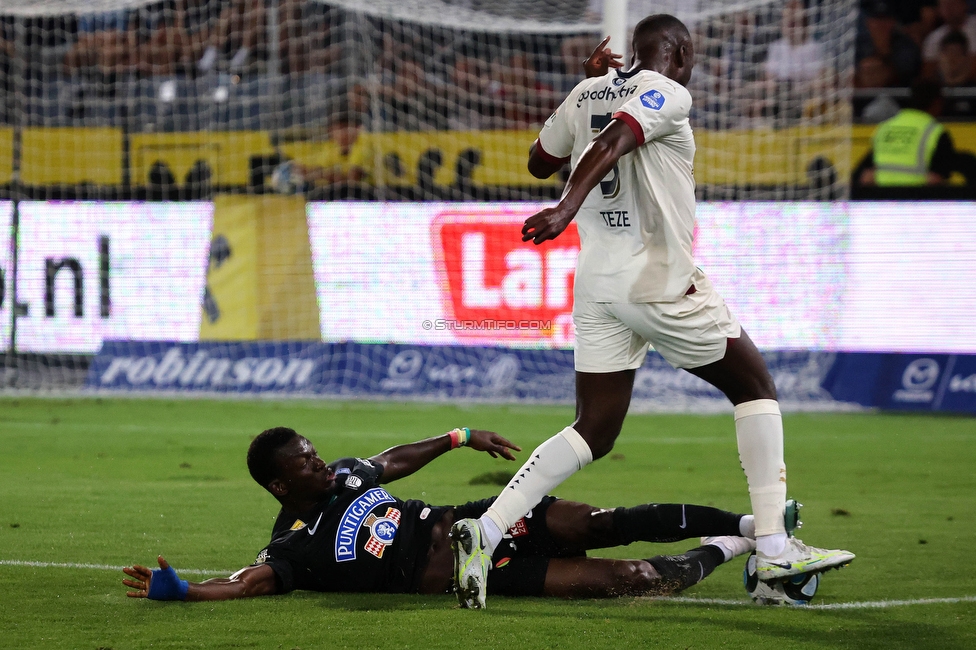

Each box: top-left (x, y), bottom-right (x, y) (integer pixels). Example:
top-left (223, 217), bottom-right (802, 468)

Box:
top-left (632, 14), bottom-right (695, 86)
top-left (248, 427), bottom-right (337, 503)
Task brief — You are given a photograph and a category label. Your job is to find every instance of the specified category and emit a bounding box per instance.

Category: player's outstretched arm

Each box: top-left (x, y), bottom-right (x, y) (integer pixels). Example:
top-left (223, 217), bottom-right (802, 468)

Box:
top-left (370, 429), bottom-right (521, 484)
top-left (122, 555), bottom-right (278, 602)
top-left (523, 119), bottom-right (638, 244)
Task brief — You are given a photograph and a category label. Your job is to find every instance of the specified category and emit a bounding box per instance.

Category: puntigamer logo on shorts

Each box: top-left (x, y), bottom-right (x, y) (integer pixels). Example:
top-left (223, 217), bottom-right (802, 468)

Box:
top-left (640, 89), bottom-right (665, 110)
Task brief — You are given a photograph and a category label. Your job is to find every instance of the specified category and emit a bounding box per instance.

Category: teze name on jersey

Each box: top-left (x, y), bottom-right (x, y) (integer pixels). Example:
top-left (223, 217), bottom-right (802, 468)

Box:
top-left (575, 84), bottom-right (638, 107)
top-left (640, 90), bottom-right (666, 111)
top-left (335, 487), bottom-right (396, 562)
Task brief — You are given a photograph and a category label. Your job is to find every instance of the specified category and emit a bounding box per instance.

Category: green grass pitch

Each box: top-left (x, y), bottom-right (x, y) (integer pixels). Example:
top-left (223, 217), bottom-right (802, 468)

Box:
top-left (1, 397), bottom-right (974, 649)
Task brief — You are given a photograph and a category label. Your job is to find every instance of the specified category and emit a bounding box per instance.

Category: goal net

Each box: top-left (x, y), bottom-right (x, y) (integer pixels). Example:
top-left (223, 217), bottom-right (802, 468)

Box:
top-left (0, 0), bottom-right (857, 392)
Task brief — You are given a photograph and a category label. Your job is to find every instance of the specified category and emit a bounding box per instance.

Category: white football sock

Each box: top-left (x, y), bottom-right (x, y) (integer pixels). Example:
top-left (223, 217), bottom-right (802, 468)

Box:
top-left (479, 515), bottom-right (504, 550)
top-left (734, 399), bottom-right (788, 546)
top-left (480, 426), bottom-right (593, 553)
top-left (739, 514), bottom-right (755, 539)
top-left (703, 536), bottom-right (754, 562)
top-left (756, 532), bottom-right (788, 557)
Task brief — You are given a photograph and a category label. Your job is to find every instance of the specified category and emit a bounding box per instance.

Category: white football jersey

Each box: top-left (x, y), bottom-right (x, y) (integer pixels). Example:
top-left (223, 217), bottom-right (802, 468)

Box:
top-left (537, 68), bottom-right (697, 303)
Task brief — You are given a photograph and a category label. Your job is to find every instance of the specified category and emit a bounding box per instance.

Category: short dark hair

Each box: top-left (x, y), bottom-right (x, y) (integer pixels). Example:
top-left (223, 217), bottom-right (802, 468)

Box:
top-left (939, 30), bottom-right (969, 52)
top-left (247, 427), bottom-right (299, 488)
top-left (632, 14), bottom-right (690, 50)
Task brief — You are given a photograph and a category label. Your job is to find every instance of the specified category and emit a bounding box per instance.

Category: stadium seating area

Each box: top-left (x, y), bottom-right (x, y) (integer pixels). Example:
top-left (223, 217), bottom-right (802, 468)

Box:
top-left (0, 0), bottom-right (975, 198)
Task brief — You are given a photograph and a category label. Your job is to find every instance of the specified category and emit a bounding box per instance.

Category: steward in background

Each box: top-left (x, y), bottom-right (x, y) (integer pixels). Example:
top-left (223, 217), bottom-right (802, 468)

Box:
top-left (854, 80), bottom-right (976, 188)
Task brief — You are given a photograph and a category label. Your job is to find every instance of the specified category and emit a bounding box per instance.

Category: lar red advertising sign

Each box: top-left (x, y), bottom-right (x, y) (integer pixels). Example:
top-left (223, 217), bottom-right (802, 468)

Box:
top-left (433, 209), bottom-right (580, 346)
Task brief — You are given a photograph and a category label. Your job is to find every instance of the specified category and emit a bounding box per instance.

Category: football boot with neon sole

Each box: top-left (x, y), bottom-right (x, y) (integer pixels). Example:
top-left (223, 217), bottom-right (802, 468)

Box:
top-left (756, 537), bottom-right (855, 581)
top-left (450, 518), bottom-right (492, 609)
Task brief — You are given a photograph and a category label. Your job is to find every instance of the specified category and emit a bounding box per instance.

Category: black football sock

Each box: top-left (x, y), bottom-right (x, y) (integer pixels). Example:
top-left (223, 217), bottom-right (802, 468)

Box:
top-left (647, 545), bottom-right (726, 594)
top-left (612, 503), bottom-right (743, 544)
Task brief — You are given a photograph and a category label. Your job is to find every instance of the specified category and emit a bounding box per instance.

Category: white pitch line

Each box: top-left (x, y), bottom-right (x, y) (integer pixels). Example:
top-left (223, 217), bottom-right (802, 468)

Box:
top-left (3, 560), bottom-right (975, 610)
top-left (0, 560), bottom-right (232, 576)
top-left (661, 595), bottom-right (976, 610)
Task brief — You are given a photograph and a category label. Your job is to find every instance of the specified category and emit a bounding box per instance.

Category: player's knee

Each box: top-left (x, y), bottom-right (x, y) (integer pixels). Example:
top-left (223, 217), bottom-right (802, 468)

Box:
top-left (613, 560), bottom-right (659, 595)
top-left (733, 370), bottom-right (777, 404)
top-left (573, 424), bottom-right (620, 460)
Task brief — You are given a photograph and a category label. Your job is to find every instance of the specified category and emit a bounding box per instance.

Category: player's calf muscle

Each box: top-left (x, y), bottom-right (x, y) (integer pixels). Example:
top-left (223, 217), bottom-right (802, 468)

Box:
top-left (543, 559), bottom-right (660, 598)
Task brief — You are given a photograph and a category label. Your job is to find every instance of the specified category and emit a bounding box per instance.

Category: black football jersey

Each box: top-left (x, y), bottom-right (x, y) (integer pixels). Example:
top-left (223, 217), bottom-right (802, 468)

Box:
top-left (254, 457), bottom-right (446, 594)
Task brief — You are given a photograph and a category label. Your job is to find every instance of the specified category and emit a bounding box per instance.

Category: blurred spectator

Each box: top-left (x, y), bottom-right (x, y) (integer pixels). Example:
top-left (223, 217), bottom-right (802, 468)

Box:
top-left (278, 0), bottom-right (341, 76)
top-left (922, 0), bottom-right (976, 79)
top-left (935, 30), bottom-right (976, 84)
top-left (858, 0), bottom-right (939, 47)
top-left (559, 35), bottom-right (596, 78)
top-left (134, 0), bottom-right (220, 76)
top-left (196, 0), bottom-right (265, 73)
top-left (856, 53), bottom-right (897, 88)
top-left (285, 108), bottom-right (373, 191)
top-left (490, 53), bottom-right (557, 128)
top-left (854, 80), bottom-right (976, 186)
top-left (854, 54), bottom-right (901, 123)
top-left (64, 10), bottom-right (136, 75)
top-left (347, 82), bottom-right (372, 121)
top-left (443, 56), bottom-right (496, 130)
top-left (764, 1), bottom-right (825, 82)
top-left (857, 1), bottom-right (921, 85)
top-left (935, 30), bottom-right (976, 116)
top-left (695, 11), bottom-right (769, 129)
top-left (378, 58), bottom-right (448, 131)
top-left (132, 1), bottom-right (189, 77)
top-left (749, 1), bottom-right (827, 123)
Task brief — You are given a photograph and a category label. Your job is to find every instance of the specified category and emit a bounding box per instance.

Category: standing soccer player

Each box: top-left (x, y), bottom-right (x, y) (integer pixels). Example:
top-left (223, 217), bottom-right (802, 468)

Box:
top-left (451, 14), bottom-right (854, 609)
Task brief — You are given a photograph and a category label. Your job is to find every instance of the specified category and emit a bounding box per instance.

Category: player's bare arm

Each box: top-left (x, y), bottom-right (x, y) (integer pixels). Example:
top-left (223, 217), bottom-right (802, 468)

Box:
top-left (122, 555), bottom-right (278, 602)
top-left (523, 120), bottom-right (637, 244)
top-left (370, 429), bottom-right (520, 483)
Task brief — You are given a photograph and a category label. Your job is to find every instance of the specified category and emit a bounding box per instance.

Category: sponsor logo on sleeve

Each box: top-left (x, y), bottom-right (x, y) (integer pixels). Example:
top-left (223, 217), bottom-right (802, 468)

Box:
top-left (254, 548), bottom-right (269, 564)
top-left (289, 519), bottom-right (307, 531)
top-left (335, 488), bottom-right (396, 562)
top-left (640, 89), bottom-right (665, 111)
top-left (344, 475), bottom-right (363, 490)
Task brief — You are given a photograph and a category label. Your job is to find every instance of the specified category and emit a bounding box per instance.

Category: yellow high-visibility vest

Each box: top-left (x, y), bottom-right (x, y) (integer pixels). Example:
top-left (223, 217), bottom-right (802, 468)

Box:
top-left (872, 109), bottom-right (945, 186)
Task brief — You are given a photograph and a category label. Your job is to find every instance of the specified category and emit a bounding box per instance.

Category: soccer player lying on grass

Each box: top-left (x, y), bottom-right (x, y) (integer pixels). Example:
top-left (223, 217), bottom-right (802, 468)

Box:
top-left (122, 426), bottom-right (759, 602)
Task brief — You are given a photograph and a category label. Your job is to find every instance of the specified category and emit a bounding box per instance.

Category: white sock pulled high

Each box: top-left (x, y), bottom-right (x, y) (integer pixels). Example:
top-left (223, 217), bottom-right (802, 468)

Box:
top-left (478, 426), bottom-right (593, 552)
top-left (734, 399), bottom-right (788, 557)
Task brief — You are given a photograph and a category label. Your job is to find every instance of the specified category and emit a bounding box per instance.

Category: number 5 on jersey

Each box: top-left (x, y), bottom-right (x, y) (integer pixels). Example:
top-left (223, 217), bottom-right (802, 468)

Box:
top-left (591, 113), bottom-right (620, 199)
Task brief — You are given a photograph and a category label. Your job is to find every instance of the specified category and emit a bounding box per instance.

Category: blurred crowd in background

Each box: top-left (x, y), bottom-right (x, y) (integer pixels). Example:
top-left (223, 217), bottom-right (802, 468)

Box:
top-left (0, 0), bottom-right (974, 132)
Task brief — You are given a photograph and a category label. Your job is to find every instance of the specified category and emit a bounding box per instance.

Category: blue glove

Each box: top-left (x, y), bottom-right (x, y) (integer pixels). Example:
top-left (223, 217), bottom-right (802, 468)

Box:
top-left (147, 564), bottom-right (189, 601)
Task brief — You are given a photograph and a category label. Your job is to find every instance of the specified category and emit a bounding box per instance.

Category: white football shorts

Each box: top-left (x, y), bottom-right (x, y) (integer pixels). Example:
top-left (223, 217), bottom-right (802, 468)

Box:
top-left (573, 269), bottom-right (742, 372)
